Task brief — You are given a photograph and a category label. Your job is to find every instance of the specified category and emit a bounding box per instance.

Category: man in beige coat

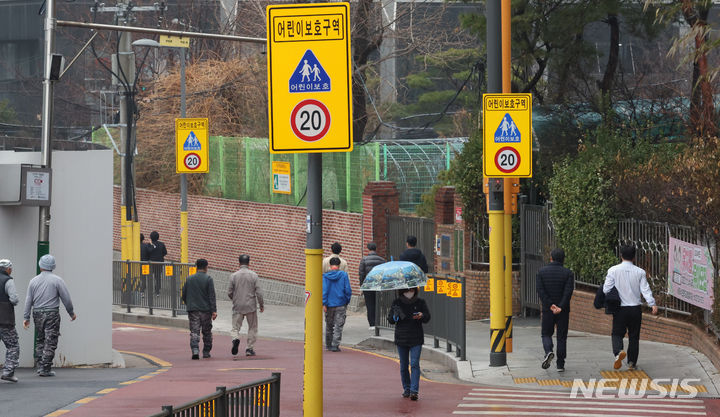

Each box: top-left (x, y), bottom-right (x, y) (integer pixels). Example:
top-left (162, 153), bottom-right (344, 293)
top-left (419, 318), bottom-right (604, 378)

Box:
top-left (228, 255), bottom-right (264, 356)
top-left (322, 242), bottom-right (348, 273)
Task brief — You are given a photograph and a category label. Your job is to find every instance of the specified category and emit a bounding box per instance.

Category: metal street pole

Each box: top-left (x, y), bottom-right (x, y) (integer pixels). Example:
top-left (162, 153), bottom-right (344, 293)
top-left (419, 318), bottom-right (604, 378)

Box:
top-left (38, 0), bottom-right (56, 269)
top-left (304, 152), bottom-right (323, 417)
top-left (119, 29), bottom-right (136, 260)
top-left (487, 0), bottom-right (507, 367)
top-left (501, 0), bottom-right (514, 354)
top-left (180, 50), bottom-right (188, 264)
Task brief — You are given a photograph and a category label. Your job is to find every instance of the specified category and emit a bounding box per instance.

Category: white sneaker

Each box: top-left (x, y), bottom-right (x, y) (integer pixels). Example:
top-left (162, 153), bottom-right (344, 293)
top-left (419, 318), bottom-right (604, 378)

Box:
top-left (369, 326), bottom-right (376, 331)
top-left (614, 351), bottom-right (626, 370)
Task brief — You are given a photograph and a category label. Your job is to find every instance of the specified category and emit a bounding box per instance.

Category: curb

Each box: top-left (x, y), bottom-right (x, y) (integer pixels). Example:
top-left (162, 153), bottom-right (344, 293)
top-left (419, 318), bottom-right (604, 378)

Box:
top-left (113, 312), bottom-right (471, 381)
top-left (358, 337), bottom-right (473, 381)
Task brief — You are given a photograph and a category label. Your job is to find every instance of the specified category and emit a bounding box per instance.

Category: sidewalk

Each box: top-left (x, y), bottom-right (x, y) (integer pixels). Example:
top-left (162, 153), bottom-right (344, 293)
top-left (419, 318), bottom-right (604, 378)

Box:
top-left (114, 300), bottom-right (720, 397)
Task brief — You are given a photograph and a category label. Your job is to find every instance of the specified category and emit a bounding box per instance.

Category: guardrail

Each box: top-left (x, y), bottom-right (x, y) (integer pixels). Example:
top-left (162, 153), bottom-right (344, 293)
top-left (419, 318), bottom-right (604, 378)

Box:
top-left (112, 260), bottom-right (196, 316)
top-left (148, 373), bottom-right (281, 417)
top-left (375, 274), bottom-right (466, 360)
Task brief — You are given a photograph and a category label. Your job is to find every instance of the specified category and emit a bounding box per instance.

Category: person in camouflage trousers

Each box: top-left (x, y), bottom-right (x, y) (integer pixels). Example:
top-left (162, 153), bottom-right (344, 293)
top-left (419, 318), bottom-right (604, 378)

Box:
top-left (23, 255), bottom-right (77, 377)
top-left (181, 259), bottom-right (217, 360)
top-left (0, 259), bottom-right (19, 383)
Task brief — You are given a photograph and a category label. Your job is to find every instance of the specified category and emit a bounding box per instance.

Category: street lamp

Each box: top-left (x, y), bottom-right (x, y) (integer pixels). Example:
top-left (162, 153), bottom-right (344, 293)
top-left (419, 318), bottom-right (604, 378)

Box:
top-left (133, 38), bottom-right (189, 264)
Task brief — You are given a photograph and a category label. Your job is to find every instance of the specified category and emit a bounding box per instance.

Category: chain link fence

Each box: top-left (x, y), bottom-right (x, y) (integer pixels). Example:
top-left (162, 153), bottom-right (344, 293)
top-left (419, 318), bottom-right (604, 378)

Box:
top-left (203, 137), bottom-right (466, 213)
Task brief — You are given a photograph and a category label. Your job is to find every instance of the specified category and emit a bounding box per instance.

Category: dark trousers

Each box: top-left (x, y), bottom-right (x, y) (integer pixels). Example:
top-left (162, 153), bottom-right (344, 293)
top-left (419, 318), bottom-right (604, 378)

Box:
top-left (363, 291), bottom-right (376, 327)
top-left (612, 305), bottom-right (642, 364)
top-left (33, 310), bottom-right (61, 371)
top-left (541, 309), bottom-right (569, 367)
top-left (188, 311), bottom-right (213, 354)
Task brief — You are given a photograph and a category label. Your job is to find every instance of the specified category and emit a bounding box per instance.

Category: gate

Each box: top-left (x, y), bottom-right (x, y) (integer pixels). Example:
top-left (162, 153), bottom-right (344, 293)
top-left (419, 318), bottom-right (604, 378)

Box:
top-left (520, 203), bottom-right (556, 311)
top-left (387, 215), bottom-right (435, 272)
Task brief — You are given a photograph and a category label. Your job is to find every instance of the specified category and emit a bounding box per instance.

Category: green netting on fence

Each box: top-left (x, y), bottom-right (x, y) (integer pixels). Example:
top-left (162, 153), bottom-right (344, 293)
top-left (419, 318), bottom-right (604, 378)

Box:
top-left (203, 137), bottom-right (467, 213)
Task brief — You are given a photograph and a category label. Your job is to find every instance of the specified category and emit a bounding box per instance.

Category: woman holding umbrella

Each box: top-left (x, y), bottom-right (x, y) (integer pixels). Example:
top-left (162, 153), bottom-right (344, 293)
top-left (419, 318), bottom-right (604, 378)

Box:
top-left (387, 286), bottom-right (431, 401)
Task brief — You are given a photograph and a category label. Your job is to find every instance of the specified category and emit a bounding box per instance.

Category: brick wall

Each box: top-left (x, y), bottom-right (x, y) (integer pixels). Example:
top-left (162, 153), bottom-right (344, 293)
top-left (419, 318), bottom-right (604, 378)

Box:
top-left (570, 289), bottom-right (720, 372)
top-left (113, 186), bottom-right (365, 293)
top-left (465, 270), bottom-right (522, 320)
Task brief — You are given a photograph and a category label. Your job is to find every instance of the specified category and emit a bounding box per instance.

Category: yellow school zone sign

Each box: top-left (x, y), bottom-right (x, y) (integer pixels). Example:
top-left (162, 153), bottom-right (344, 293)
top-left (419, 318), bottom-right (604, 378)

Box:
top-left (483, 93), bottom-right (533, 177)
top-left (266, 3), bottom-right (353, 153)
top-left (176, 118), bottom-right (209, 173)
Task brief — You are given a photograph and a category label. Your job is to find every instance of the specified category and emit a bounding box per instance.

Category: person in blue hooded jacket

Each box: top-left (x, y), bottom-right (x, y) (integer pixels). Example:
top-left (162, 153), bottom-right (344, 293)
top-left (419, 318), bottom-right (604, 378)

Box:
top-left (323, 257), bottom-right (352, 352)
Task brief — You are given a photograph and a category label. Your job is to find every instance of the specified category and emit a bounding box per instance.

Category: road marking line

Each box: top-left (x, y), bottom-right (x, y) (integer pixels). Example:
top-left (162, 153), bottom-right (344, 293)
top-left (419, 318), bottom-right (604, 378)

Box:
top-left (472, 387), bottom-right (568, 395)
top-left (44, 411), bottom-right (70, 417)
top-left (467, 392), bottom-right (704, 403)
top-left (462, 397), bottom-right (706, 407)
top-left (112, 322), bottom-right (169, 330)
top-left (457, 403), bottom-right (706, 414)
top-left (138, 375), bottom-right (154, 379)
top-left (453, 412), bottom-right (705, 417)
top-left (96, 388), bottom-right (117, 394)
top-left (74, 396), bottom-right (99, 404)
top-left (120, 380), bottom-right (140, 385)
top-left (118, 350), bottom-right (172, 367)
top-left (217, 367), bottom-right (285, 372)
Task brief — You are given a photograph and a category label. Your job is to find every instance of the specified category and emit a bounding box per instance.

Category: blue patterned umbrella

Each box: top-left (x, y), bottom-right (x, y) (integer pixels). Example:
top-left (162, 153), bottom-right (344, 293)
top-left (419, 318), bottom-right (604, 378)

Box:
top-left (360, 261), bottom-right (427, 291)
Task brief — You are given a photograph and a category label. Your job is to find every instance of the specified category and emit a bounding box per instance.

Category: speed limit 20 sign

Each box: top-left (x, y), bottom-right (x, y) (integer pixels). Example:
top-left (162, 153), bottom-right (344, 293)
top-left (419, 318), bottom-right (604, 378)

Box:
top-left (266, 3), bottom-right (353, 153)
top-left (176, 118), bottom-right (209, 173)
top-left (482, 94), bottom-right (532, 177)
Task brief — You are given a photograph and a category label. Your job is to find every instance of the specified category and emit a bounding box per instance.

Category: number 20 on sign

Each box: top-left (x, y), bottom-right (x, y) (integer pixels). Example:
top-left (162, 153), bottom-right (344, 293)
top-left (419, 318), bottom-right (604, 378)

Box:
top-left (482, 93), bottom-right (532, 177)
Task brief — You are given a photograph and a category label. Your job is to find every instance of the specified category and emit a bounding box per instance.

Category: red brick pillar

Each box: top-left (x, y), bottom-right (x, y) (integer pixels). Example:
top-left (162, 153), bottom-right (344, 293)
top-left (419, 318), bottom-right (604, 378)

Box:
top-left (434, 187), bottom-right (455, 225)
top-left (362, 181), bottom-right (399, 259)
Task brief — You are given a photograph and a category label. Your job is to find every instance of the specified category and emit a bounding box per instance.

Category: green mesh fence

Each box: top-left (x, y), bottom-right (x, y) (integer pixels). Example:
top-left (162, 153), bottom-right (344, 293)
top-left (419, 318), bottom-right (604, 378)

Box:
top-left (203, 137), bottom-right (466, 213)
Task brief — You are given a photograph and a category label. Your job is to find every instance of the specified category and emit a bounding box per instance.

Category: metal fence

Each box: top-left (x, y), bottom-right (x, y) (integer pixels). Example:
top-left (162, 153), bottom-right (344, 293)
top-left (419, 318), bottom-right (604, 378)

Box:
top-left (618, 219), bottom-right (716, 316)
top-left (520, 204), bottom-right (556, 311)
top-left (387, 215), bottom-right (435, 272)
top-left (148, 373), bottom-right (281, 417)
top-left (113, 260), bottom-right (196, 316)
top-left (519, 204), bottom-right (718, 317)
top-left (374, 274), bottom-right (466, 360)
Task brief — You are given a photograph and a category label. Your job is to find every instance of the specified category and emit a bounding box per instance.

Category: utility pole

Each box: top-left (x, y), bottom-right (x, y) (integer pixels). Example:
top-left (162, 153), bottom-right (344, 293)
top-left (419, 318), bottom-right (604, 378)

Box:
top-left (486, 0), bottom-right (506, 367)
top-left (501, 0), bottom-right (514, 354)
top-left (38, 0), bottom-right (56, 268)
top-left (180, 49), bottom-right (188, 263)
top-left (93, 2), bottom-right (167, 261)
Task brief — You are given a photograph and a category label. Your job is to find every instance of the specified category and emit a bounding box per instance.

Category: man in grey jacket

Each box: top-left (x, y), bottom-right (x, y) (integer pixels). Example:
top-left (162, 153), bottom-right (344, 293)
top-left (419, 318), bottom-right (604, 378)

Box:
top-left (228, 255), bottom-right (264, 357)
top-left (181, 259), bottom-right (217, 360)
top-left (23, 254), bottom-right (76, 377)
top-left (0, 259), bottom-right (19, 382)
top-left (358, 242), bottom-right (385, 329)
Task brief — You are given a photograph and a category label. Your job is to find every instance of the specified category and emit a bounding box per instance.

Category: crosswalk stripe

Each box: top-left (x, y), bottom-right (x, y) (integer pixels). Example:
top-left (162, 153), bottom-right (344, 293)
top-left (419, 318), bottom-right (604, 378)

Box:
top-left (462, 397), bottom-right (706, 408)
top-left (453, 412), bottom-right (701, 417)
top-left (456, 403), bottom-right (706, 415)
top-left (467, 392), bottom-right (703, 403)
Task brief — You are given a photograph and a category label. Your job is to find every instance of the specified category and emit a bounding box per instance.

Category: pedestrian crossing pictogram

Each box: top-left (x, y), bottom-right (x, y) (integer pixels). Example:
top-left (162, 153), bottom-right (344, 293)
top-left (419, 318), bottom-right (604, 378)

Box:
top-left (289, 49), bottom-right (331, 93)
top-left (494, 113), bottom-right (521, 143)
top-left (183, 131), bottom-right (201, 151)
top-left (452, 386), bottom-right (709, 416)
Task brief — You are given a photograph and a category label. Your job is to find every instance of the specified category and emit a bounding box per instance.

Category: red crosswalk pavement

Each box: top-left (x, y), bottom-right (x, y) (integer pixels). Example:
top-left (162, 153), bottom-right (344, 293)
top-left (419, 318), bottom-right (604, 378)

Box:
top-left (453, 386), bottom-right (710, 416)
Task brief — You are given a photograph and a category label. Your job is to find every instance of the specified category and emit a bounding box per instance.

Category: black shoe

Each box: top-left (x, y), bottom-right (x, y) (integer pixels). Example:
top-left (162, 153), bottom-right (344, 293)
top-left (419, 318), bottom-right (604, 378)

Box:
top-left (329, 346), bottom-right (341, 352)
top-left (410, 393), bottom-right (418, 401)
top-left (246, 349), bottom-right (256, 356)
top-left (1, 373), bottom-right (17, 383)
top-left (402, 390), bottom-right (411, 398)
top-left (231, 339), bottom-right (240, 356)
top-left (192, 349), bottom-right (200, 360)
top-left (39, 370), bottom-right (55, 377)
top-left (541, 352), bottom-right (554, 369)
top-left (202, 352), bottom-right (211, 359)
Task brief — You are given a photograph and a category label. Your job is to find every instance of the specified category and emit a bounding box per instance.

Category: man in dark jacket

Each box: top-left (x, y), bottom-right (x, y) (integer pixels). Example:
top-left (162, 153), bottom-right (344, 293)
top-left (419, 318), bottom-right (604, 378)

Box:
top-left (323, 257), bottom-right (352, 352)
top-left (358, 242), bottom-right (385, 329)
top-left (399, 235), bottom-right (429, 273)
top-left (181, 259), bottom-right (217, 360)
top-left (536, 248), bottom-right (574, 372)
top-left (148, 231), bottom-right (168, 295)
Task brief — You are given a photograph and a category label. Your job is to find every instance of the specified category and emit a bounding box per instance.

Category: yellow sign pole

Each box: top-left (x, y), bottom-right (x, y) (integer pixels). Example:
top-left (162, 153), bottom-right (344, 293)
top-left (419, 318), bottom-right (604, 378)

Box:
top-left (488, 178), bottom-right (506, 365)
top-left (120, 206), bottom-right (128, 260)
top-left (304, 248), bottom-right (323, 417)
top-left (501, 0), bottom-right (513, 354)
